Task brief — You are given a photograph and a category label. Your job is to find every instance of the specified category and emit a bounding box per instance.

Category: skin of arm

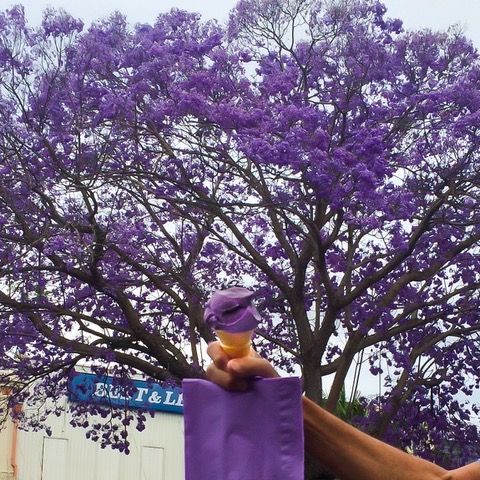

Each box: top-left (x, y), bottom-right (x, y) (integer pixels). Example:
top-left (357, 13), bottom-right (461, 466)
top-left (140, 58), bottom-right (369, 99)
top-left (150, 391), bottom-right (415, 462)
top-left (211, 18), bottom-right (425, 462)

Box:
top-left (206, 342), bottom-right (480, 480)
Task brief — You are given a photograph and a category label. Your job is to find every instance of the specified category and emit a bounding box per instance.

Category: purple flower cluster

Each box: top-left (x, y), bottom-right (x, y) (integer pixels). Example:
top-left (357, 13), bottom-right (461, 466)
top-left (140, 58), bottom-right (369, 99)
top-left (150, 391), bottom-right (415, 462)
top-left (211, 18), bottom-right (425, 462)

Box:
top-left (0, 0), bottom-right (479, 465)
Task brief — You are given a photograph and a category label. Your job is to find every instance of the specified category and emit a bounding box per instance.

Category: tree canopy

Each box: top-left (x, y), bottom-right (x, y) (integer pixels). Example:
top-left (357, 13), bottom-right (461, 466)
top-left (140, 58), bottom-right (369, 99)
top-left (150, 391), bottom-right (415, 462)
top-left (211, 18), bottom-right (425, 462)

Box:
top-left (1, 0), bottom-right (480, 468)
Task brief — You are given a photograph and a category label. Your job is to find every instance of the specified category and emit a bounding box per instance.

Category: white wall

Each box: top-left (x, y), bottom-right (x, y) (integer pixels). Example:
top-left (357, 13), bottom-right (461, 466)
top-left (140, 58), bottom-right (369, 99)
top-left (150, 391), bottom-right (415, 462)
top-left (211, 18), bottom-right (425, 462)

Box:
top-left (4, 398), bottom-right (184, 480)
top-left (0, 415), bottom-right (15, 480)
top-left (1, 388), bottom-right (15, 480)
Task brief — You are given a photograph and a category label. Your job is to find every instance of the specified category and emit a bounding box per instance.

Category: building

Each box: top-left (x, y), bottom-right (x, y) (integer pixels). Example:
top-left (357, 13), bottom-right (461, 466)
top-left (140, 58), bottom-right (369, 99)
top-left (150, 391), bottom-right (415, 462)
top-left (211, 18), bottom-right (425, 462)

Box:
top-left (0, 373), bottom-right (184, 480)
top-left (1, 387), bottom-right (20, 480)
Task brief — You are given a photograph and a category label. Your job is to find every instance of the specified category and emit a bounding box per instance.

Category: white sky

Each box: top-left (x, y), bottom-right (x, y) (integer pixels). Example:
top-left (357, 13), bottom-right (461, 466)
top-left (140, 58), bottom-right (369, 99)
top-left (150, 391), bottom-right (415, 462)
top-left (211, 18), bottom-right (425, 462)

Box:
top-left (5, 0), bottom-right (480, 49)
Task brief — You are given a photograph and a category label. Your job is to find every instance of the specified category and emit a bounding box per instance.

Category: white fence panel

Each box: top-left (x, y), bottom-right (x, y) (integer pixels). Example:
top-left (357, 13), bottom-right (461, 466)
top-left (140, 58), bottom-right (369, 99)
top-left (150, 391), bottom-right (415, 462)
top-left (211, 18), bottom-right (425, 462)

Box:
top-left (41, 438), bottom-right (68, 480)
top-left (140, 446), bottom-right (164, 480)
top-left (12, 401), bottom-right (184, 480)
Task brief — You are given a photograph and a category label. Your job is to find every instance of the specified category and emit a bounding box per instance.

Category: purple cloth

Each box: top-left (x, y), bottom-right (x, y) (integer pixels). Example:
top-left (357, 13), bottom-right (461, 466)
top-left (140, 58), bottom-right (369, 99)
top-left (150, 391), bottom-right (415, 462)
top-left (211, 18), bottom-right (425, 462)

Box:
top-left (183, 377), bottom-right (304, 480)
top-left (204, 287), bottom-right (261, 333)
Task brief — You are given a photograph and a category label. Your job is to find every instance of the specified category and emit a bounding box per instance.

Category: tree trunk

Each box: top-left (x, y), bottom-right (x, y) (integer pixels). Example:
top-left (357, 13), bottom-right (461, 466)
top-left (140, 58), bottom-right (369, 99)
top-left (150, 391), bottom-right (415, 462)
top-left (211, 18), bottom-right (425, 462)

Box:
top-left (325, 341), bottom-right (358, 412)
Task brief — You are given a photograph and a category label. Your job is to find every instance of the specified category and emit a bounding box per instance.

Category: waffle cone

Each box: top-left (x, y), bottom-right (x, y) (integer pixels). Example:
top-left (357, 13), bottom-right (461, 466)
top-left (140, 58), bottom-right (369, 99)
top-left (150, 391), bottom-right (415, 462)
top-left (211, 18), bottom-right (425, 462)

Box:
top-left (216, 330), bottom-right (253, 358)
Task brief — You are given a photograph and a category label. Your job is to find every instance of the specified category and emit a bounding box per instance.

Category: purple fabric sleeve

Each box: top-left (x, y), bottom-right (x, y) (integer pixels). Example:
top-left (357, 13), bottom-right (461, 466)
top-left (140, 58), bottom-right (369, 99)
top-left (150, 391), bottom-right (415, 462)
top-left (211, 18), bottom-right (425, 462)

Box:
top-left (183, 377), bottom-right (304, 480)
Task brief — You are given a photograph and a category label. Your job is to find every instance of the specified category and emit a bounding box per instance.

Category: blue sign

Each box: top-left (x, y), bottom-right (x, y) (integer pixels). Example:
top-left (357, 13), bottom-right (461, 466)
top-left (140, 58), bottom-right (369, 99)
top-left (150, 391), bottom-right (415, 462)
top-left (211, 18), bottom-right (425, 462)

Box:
top-left (69, 372), bottom-right (183, 414)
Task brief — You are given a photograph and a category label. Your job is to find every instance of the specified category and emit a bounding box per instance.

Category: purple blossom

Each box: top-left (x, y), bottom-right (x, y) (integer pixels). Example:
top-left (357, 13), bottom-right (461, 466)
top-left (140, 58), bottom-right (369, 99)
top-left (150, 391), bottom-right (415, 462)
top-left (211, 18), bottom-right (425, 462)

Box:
top-left (0, 0), bottom-right (479, 467)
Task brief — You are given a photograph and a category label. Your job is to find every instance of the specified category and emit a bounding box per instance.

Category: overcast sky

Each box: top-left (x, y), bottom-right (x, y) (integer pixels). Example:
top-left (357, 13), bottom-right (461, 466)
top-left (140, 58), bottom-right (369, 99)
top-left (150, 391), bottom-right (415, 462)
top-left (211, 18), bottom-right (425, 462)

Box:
top-left (6, 0), bottom-right (480, 49)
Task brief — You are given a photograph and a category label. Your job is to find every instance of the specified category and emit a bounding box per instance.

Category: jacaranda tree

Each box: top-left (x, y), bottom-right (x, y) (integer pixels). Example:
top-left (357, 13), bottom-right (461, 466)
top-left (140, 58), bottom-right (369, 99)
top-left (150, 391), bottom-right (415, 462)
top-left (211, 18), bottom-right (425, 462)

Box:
top-left (1, 0), bottom-right (480, 471)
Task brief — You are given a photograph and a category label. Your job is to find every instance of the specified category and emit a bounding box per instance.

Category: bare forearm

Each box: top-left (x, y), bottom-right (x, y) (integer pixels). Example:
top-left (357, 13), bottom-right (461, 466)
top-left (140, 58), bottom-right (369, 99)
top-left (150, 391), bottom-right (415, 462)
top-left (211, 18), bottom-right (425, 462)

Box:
top-left (206, 343), bottom-right (479, 480)
top-left (303, 397), bottom-right (448, 480)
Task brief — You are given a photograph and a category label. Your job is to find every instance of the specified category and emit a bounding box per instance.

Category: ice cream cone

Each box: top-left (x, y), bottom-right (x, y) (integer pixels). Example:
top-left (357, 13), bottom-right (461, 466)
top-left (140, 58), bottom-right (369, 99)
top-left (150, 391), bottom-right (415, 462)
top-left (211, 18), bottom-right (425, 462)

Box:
top-left (216, 329), bottom-right (254, 358)
top-left (204, 287), bottom-right (260, 358)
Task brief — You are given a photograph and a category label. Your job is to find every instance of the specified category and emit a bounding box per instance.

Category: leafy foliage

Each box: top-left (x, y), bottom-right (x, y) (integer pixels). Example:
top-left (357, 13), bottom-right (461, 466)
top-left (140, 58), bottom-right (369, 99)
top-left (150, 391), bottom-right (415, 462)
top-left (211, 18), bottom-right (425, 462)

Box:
top-left (1, 0), bottom-right (480, 467)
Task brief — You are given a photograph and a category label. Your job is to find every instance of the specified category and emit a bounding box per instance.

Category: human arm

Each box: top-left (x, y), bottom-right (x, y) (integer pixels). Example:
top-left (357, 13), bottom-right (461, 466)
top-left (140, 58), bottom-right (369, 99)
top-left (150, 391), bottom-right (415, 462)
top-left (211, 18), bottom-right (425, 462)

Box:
top-left (302, 394), bottom-right (447, 480)
top-left (443, 463), bottom-right (480, 480)
top-left (206, 342), bottom-right (480, 480)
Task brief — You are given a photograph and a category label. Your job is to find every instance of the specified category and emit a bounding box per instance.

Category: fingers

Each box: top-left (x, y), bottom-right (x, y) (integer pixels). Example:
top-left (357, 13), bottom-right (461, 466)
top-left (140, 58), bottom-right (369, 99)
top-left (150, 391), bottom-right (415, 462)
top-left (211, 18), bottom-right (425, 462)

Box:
top-left (206, 341), bottom-right (250, 391)
top-left (227, 356), bottom-right (279, 379)
top-left (206, 362), bottom-right (249, 392)
top-left (206, 341), bottom-right (279, 391)
top-left (206, 341), bottom-right (231, 370)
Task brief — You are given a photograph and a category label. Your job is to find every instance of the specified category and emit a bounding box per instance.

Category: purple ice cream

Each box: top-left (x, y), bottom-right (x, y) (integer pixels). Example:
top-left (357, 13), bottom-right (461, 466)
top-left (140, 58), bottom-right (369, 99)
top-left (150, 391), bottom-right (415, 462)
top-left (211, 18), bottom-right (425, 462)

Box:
top-left (204, 287), bottom-right (261, 334)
